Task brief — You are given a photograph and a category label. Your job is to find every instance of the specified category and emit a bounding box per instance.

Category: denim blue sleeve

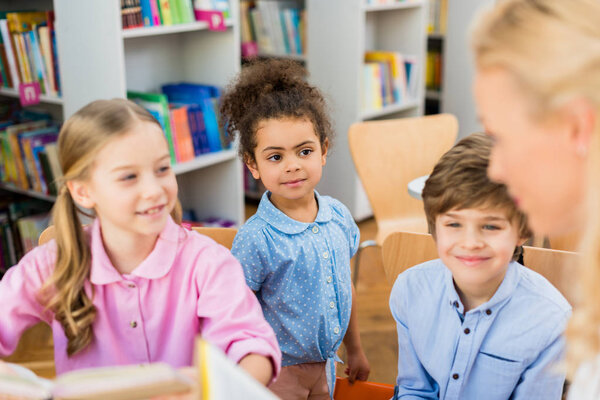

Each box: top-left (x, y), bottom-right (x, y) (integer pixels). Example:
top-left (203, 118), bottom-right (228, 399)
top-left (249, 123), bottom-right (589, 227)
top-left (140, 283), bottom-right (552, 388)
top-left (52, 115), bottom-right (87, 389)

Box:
top-left (333, 199), bottom-right (360, 258)
top-left (231, 223), bottom-right (269, 291)
top-left (390, 276), bottom-right (439, 399)
top-left (510, 314), bottom-right (569, 400)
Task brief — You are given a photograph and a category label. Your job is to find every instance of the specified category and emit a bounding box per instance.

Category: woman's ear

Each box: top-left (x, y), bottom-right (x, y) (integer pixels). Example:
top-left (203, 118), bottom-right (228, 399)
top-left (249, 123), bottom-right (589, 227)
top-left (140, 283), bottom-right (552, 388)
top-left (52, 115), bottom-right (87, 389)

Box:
top-left (565, 97), bottom-right (595, 158)
top-left (66, 180), bottom-right (95, 209)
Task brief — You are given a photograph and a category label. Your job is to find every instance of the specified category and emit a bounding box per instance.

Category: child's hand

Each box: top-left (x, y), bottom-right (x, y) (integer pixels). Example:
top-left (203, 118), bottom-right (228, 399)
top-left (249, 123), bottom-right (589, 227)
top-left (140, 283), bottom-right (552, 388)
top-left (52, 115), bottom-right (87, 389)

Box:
top-left (344, 348), bottom-right (370, 383)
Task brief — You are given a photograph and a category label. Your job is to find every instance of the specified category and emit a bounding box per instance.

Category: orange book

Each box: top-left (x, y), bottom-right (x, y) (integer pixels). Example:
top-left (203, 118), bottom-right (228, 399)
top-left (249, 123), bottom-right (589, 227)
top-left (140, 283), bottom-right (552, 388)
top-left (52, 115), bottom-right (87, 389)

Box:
top-left (169, 105), bottom-right (194, 162)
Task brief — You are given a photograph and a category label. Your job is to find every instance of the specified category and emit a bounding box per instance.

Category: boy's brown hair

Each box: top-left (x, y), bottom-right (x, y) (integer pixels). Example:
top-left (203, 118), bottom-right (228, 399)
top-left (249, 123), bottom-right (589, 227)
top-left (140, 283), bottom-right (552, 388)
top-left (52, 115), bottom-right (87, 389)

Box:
top-left (422, 133), bottom-right (531, 259)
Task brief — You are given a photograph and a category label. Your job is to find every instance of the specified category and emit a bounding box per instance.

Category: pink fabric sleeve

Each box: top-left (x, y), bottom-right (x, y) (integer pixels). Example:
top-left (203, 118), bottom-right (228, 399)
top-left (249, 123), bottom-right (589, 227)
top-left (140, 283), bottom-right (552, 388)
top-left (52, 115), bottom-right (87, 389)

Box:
top-left (194, 243), bottom-right (282, 379)
top-left (0, 244), bottom-right (55, 356)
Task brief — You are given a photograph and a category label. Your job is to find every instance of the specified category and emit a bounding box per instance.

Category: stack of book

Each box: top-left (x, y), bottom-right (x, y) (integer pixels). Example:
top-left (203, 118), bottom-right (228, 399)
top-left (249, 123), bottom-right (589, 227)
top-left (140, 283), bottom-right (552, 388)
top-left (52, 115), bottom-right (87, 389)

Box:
top-left (0, 195), bottom-right (53, 276)
top-left (240, 0), bottom-right (305, 58)
top-left (123, 0), bottom-right (231, 29)
top-left (0, 11), bottom-right (61, 98)
top-left (362, 50), bottom-right (419, 113)
top-left (128, 83), bottom-right (230, 166)
top-left (0, 105), bottom-right (61, 197)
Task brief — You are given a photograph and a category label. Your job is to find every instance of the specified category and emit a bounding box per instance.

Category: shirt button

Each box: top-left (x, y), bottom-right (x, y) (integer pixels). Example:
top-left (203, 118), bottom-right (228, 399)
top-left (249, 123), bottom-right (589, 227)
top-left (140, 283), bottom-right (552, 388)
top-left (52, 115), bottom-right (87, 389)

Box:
top-left (312, 226), bottom-right (319, 234)
top-left (327, 276), bottom-right (332, 283)
top-left (329, 301), bottom-right (335, 309)
top-left (323, 251), bottom-right (329, 259)
top-left (334, 327), bottom-right (340, 334)
top-left (130, 321), bottom-right (138, 328)
top-left (485, 309), bottom-right (492, 316)
top-left (464, 328), bottom-right (470, 335)
top-left (128, 283), bottom-right (135, 288)
top-left (452, 373), bottom-right (459, 380)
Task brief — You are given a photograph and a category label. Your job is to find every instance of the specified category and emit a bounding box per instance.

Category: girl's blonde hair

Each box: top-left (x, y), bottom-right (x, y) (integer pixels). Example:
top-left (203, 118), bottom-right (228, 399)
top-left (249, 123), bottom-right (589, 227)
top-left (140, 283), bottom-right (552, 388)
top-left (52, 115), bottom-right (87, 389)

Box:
top-left (40, 98), bottom-right (181, 356)
top-left (471, 0), bottom-right (600, 377)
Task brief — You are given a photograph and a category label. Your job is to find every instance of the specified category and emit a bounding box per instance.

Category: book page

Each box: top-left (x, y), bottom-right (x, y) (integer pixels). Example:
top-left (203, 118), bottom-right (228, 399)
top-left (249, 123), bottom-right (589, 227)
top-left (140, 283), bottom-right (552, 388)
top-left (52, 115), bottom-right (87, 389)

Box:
top-left (196, 338), bottom-right (278, 400)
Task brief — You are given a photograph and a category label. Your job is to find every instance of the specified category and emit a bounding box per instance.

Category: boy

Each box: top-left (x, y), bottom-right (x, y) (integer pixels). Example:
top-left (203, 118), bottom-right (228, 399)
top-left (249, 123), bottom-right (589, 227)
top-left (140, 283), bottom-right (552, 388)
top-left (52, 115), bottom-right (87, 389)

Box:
top-left (390, 133), bottom-right (571, 399)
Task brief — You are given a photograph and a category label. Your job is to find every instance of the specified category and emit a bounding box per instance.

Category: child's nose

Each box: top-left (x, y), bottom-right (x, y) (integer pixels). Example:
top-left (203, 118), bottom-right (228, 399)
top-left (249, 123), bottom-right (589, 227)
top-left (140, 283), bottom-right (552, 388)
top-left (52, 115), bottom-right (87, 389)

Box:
top-left (461, 227), bottom-right (484, 248)
top-left (142, 175), bottom-right (164, 199)
top-left (285, 159), bottom-right (301, 172)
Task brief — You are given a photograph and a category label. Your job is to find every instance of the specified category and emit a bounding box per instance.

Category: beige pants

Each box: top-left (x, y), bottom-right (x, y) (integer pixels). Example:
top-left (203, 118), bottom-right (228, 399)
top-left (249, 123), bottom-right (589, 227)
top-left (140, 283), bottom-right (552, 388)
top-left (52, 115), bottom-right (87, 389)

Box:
top-left (268, 362), bottom-right (329, 400)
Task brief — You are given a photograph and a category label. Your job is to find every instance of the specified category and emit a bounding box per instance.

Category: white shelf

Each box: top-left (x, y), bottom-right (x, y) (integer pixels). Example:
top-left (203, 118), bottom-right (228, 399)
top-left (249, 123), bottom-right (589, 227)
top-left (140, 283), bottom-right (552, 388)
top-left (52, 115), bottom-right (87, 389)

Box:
top-left (360, 100), bottom-right (420, 120)
top-left (171, 149), bottom-right (237, 175)
top-left (0, 183), bottom-right (56, 202)
top-left (122, 19), bottom-right (234, 39)
top-left (309, 0), bottom-right (426, 219)
top-left (363, 0), bottom-right (424, 12)
top-left (0, 88), bottom-right (63, 105)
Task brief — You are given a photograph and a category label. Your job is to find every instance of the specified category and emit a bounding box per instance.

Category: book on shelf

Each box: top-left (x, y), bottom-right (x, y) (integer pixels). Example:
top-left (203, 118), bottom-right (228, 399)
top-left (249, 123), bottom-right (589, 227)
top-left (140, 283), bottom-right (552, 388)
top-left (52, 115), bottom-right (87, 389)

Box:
top-left (0, 11), bottom-right (61, 97)
top-left (241, 1), bottom-right (304, 58)
top-left (0, 337), bottom-right (277, 400)
top-left (362, 51), bottom-right (419, 113)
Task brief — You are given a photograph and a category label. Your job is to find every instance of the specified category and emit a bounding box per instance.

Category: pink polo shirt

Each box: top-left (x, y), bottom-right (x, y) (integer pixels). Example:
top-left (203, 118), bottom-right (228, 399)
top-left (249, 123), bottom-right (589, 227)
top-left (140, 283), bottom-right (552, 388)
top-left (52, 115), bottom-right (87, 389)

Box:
top-left (0, 217), bottom-right (281, 376)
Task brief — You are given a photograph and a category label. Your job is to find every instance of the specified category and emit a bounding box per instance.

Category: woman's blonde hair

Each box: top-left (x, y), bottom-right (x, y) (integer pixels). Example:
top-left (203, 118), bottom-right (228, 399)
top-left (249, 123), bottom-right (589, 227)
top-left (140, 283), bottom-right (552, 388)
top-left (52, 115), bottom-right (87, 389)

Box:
top-left (40, 98), bottom-right (181, 356)
top-left (471, 0), bottom-right (600, 376)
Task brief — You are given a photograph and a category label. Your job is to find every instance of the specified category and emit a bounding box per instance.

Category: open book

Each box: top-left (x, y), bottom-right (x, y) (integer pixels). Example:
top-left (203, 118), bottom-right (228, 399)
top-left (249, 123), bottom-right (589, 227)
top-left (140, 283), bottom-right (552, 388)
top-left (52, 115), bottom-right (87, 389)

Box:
top-left (0, 362), bottom-right (193, 400)
top-left (1, 337), bottom-right (278, 400)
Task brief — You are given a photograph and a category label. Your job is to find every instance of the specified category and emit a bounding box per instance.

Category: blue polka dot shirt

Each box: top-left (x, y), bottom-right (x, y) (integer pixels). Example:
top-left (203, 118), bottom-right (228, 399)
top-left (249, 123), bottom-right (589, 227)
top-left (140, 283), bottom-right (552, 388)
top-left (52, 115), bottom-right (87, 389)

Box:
top-left (231, 191), bottom-right (360, 367)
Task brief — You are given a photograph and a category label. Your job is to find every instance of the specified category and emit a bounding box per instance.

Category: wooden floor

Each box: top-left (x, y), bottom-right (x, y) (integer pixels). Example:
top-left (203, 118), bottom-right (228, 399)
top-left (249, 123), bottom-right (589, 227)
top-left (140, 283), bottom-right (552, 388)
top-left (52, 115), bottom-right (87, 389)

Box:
top-left (245, 203), bottom-right (398, 384)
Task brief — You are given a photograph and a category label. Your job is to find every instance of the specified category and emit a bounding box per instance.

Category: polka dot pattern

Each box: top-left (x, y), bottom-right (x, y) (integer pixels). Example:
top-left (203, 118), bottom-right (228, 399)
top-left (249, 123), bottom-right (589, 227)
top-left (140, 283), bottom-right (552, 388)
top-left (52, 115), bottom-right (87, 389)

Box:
top-left (231, 191), bottom-right (360, 367)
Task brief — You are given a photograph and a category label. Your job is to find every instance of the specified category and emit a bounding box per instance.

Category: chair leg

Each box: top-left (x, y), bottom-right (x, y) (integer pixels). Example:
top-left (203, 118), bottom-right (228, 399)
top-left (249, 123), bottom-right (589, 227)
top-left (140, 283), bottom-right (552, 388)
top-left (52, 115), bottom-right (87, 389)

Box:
top-left (353, 240), bottom-right (377, 286)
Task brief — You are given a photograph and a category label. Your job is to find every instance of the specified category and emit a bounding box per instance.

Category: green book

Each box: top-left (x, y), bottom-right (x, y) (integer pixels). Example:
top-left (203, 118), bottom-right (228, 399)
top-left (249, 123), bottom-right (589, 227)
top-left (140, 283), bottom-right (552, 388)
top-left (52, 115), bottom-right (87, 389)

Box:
top-left (127, 91), bottom-right (176, 165)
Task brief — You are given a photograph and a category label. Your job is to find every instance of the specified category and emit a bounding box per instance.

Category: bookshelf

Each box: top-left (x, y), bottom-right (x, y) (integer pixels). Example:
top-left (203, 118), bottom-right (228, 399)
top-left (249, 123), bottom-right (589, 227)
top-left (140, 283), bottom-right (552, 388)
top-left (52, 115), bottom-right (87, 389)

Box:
top-left (306, 0), bottom-right (427, 220)
top-left (38, 0), bottom-right (244, 227)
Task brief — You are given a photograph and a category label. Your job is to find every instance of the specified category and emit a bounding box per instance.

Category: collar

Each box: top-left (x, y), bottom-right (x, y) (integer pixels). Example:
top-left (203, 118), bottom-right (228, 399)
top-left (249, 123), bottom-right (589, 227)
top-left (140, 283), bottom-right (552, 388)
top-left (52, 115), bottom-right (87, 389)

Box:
top-left (444, 261), bottom-right (520, 315)
top-left (256, 190), bottom-right (333, 234)
top-left (90, 216), bottom-right (180, 285)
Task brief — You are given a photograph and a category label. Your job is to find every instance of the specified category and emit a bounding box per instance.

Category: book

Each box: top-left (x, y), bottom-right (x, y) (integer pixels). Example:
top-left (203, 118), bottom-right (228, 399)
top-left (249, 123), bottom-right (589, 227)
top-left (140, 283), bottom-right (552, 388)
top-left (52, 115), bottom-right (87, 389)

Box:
top-left (127, 90), bottom-right (176, 164)
top-left (0, 362), bottom-right (194, 400)
top-left (0, 19), bottom-right (19, 88)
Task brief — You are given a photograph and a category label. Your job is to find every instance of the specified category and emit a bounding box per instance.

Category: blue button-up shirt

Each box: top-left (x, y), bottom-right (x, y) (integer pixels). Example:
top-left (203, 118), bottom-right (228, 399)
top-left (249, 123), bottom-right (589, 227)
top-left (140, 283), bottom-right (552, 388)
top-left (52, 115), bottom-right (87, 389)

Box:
top-left (390, 259), bottom-right (571, 400)
top-left (231, 191), bottom-right (359, 367)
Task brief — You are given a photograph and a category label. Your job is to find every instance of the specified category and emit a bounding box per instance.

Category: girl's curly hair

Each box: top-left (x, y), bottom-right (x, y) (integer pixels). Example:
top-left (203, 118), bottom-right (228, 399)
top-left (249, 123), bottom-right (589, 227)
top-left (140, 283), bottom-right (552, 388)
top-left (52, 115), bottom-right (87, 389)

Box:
top-left (219, 58), bottom-right (333, 162)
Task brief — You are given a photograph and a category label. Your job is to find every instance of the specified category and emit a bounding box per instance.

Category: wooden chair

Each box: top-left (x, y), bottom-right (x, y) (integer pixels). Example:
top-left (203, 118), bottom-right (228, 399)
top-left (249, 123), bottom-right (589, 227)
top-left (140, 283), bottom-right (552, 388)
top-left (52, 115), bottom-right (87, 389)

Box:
top-left (3, 225), bottom-right (238, 378)
top-left (381, 231), bottom-right (581, 305)
top-left (348, 114), bottom-right (458, 285)
top-left (334, 377), bottom-right (395, 400)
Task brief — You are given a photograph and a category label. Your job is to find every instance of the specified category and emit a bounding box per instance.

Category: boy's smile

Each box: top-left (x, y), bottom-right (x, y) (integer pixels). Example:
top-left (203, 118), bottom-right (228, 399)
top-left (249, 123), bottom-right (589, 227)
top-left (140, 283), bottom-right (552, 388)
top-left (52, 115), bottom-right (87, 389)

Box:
top-left (435, 207), bottom-right (525, 310)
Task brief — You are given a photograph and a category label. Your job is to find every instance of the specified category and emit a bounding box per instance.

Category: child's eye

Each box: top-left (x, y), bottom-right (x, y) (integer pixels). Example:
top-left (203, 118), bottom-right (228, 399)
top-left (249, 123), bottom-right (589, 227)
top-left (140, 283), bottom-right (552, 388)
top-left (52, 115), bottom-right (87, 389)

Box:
top-left (446, 222), bottom-right (461, 228)
top-left (267, 154), bottom-right (281, 162)
top-left (157, 165), bottom-right (171, 174)
top-left (299, 148), bottom-right (313, 156)
top-left (121, 174), bottom-right (137, 181)
top-left (483, 224), bottom-right (501, 231)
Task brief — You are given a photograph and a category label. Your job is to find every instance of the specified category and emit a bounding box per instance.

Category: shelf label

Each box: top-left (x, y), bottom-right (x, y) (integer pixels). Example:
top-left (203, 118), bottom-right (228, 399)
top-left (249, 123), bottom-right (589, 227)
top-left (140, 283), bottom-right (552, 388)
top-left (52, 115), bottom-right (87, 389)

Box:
top-left (19, 82), bottom-right (41, 106)
top-left (194, 10), bottom-right (226, 31)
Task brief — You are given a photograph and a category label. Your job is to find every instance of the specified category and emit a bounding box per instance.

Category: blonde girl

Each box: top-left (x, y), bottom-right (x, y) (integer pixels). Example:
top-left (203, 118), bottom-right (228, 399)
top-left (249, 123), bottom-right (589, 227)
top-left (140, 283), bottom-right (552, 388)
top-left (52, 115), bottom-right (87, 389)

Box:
top-left (470, 0), bottom-right (600, 397)
top-left (0, 99), bottom-right (280, 385)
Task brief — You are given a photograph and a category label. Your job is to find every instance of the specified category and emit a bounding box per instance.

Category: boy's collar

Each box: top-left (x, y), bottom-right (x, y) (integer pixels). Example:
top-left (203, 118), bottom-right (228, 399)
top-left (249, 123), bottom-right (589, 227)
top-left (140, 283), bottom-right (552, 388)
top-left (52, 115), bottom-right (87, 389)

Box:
top-left (256, 190), bottom-right (333, 234)
top-left (445, 261), bottom-right (521, 315)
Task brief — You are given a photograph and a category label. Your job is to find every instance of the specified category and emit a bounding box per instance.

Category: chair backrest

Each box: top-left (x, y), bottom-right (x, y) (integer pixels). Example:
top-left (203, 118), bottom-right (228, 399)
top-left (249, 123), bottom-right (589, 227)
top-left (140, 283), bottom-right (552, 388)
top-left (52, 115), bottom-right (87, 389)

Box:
top-left (191, 226), bottom-right (237, 250)
top-left (348, 114), bottom-right (458, 243)
top-left (381, 231), bottom-right (437, 285)
top-left (522, 246), bottom-right (580, 306)
top-left (334, 377), bottom-right (394, 400)
top-left (382, 231), bottom-right (581, 305)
